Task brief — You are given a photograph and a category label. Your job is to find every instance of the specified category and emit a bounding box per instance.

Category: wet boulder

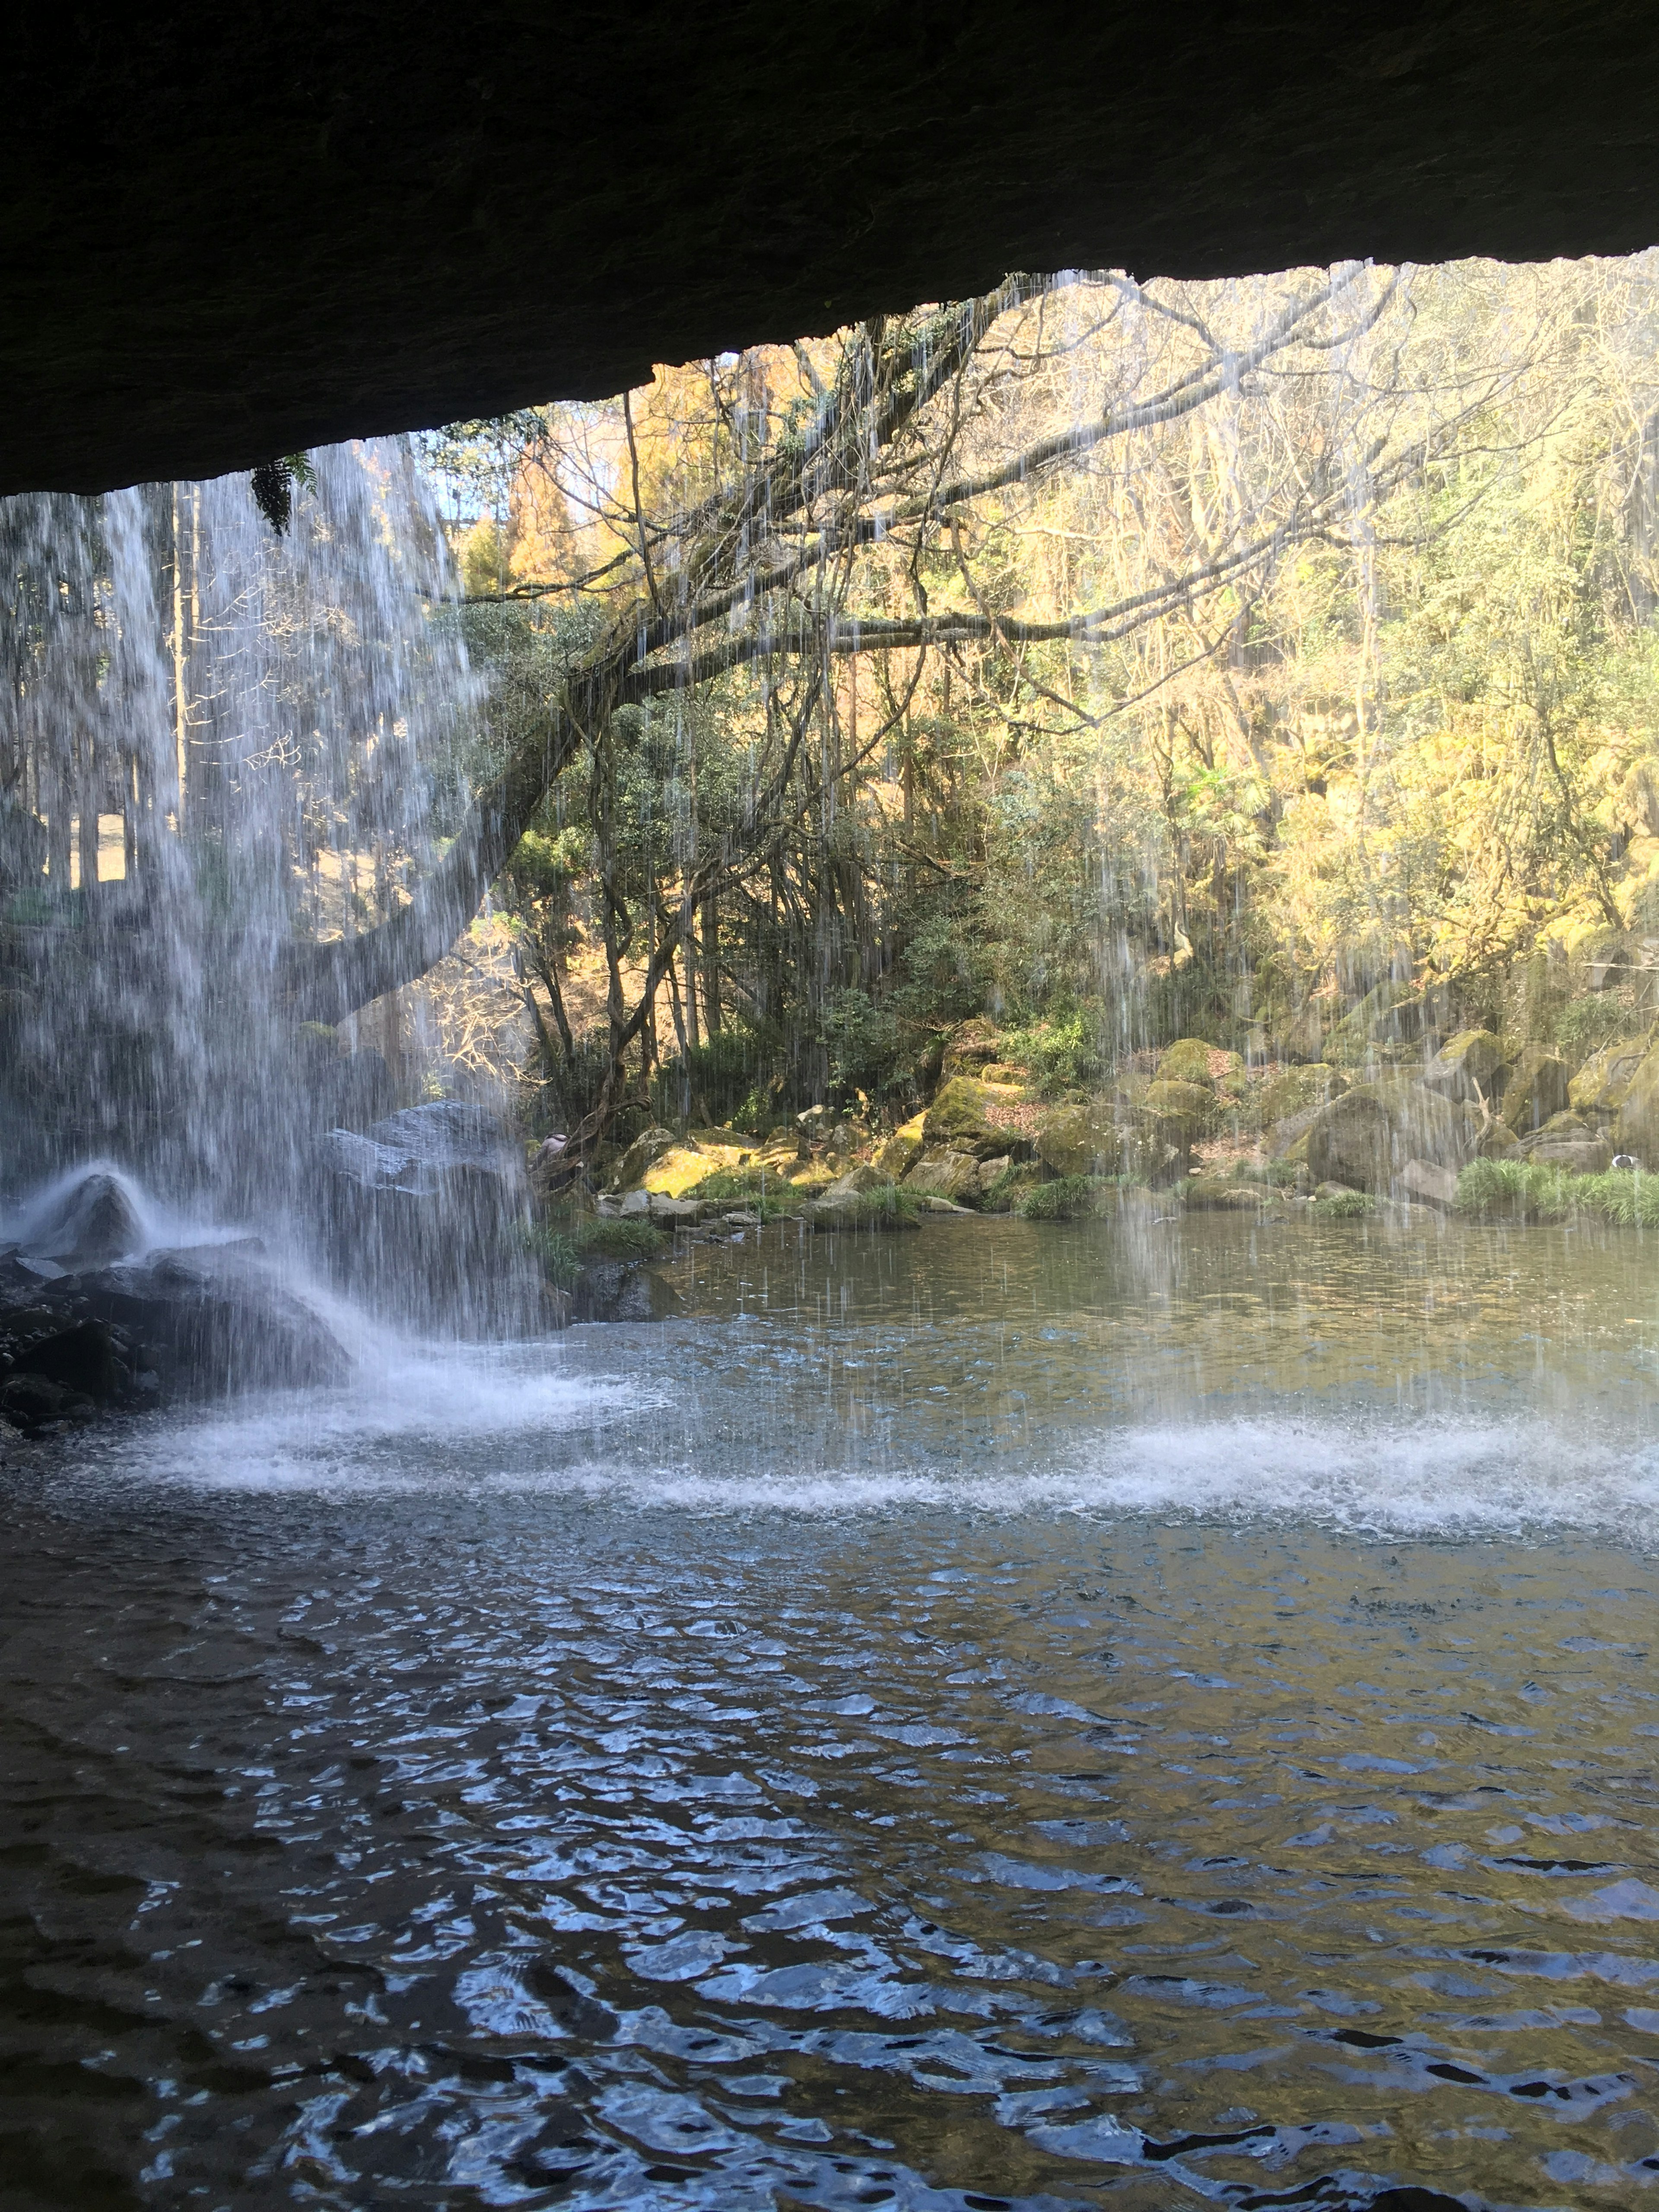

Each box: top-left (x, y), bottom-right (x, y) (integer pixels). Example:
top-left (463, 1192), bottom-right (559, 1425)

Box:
top-left (1421, 1027), bottom-right (1508, 1103)
top-left (1499, 1045), bottom-right (1570, 1136)
top-left (570, 1257), bottom-right (680, 1322)
top-left (922, 1076), bottom-right (1035, 1161)
top-left (1035, 1101), bottom-right (1132, 1178)
top-left (77, 1243), bottom-right (350, 1394)
top-left (1399, 1157), bottom-right (1459, 1210)
top-left (321, 1102), bottom-right (531, 1320)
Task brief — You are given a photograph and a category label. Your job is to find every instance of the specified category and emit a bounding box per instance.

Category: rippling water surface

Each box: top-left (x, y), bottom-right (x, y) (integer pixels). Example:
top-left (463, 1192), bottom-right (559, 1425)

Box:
top-left (4, 1211), bottom-right (1659, 2209)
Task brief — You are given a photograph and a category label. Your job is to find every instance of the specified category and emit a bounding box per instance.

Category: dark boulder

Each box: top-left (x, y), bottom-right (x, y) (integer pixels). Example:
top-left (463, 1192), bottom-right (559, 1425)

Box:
top-left (570, 1258), bottom-right (680, 1324)
top-left (75, 1243), bottom-right (350, 1395)
top-left (321, 1101), bottom-right (533, 1323)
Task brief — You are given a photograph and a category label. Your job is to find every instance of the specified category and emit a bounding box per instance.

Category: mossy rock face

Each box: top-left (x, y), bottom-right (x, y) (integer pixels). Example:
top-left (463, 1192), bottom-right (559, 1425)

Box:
top-left (1156, 1038), bottom-right (1217, 1087)
top-left (1613, 1042), bottom-right (1659, 1162)
top-left (1520, 1110), bottom-right (1613, 1173)
top-left (1034, 1102), bottom-right (1131, 1178)
top-left (1572, 1039), bottom-right (1651, 1122)
top-left (922, 1075), bottom-right (1035, 1160)
top-left (822, 1163), bottom-right (891, 1199)
top-left (1421, 1028), bottom-right (1507, 1103)
top-left (1257, 1063), bottom-right (1346, 1127)
top-left (1500, 1045), bottom-right (1570, 1136)
top-left (876, 1112), bottom-right (928, 1180)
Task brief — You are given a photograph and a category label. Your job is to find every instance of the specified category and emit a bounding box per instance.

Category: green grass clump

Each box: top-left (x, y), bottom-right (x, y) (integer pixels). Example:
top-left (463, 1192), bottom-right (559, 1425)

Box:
top-left (1455, 1156), bottom-right (1659, 1226)
top-left (1014, 1174), bottom-right (1118, 1221)
top-left (1316, 1188), bottom-right (1375, 1218)
top-left (810, 1185), bottom-right (922, 1230)
top-left (522, 1213), bottom-right (666, 1286)
top-left (979, 1161), bottom-right (1046, 1212)
top-left (685, 1167), bottom-right (802, 1219)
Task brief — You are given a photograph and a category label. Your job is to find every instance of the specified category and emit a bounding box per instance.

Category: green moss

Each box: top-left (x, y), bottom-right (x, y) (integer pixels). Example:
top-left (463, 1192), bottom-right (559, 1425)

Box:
top-left (1316, 1188), bottom-right (1375, 1218)
top-left (1454, 1155), bottom-right (1659, 1226)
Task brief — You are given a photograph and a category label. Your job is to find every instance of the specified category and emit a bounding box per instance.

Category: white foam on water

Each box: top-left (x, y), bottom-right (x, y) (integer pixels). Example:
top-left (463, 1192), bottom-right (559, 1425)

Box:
top-left (99, 1338), bottom-right (647, 1496)
top-left (102, 1362), bottom-right (1659, 1542)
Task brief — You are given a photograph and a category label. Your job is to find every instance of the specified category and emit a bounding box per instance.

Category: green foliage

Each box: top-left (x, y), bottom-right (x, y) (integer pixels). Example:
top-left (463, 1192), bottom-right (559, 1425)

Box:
top-left (1455, 1156), bottom-right (1659, 1225)
top-left (1555, 992), bottom-right (1641, 1057)
top-left (820, 988), bottom-right (905, 1098)
top-left (652, 1027), bottom-right (778, 1130)
top-left (1014, 1174), bottom-right (1119, 1221)
top-left (999, 1007), bottom-right (1106, 1097)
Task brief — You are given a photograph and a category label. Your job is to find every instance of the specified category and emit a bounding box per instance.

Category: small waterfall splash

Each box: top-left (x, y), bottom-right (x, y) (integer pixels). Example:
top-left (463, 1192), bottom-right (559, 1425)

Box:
top-left (0, 443), bottom-right (537, 1351)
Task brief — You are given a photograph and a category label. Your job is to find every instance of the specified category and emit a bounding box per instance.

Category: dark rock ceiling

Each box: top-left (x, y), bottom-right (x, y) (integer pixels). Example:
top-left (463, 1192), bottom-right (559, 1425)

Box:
top-left (9, 1), bottom-right (1659, 494)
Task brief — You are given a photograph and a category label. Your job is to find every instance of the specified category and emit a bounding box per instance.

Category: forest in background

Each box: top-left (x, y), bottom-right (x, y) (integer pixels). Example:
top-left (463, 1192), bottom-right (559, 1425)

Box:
top-left (416, 252), bottom-right (1659, 1154)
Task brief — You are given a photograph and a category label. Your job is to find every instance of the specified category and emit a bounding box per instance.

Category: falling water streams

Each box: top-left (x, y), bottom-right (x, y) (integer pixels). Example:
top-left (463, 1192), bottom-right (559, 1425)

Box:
top-left (3, 448), bottom-right (1659, 2211)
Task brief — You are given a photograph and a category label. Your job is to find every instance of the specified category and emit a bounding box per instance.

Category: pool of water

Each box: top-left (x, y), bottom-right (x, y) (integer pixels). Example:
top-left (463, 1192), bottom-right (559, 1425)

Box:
top-left (3, 1210), bottom-right (1658, 2209)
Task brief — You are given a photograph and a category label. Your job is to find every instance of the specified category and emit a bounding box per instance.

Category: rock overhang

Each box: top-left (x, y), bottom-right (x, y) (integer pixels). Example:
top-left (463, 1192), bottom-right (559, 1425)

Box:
top-left (9, 0), bottom-right (1659, 494)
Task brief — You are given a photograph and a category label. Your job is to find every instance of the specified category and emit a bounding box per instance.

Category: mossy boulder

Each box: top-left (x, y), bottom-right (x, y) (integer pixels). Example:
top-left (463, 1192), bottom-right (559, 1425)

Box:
top-left (1499, 1045), bottom-right (1570, 1136)
top-left (1034, 1101), bottom-right (1134, 1178)
top-left (1421, 1027), bottom-right (1508, 1103)
top-left (1156, 1038), bottom-right (1217, 1087)
top-left (615, 1126), bottom-right (679, 1188)
top-left (940, 1023), bottom-right (1003, 1079)
top-left (1142, 1078), bottom-right (1216, 1144)
top-left (821, 1163), bottom-right (891, 1199)
top-left (1520, 1110), bottom-right (1612, 1173)
top-left (1183, 1177), bottom-right (1273, 1211)
top-left (1612, 1041), bottom-right (1659, 1163)
top-left (1572, 1037), bottom-right (1651, 1124)
top-left (876, 1111), bottom-right (928, 1180)
top-left (903, 1147), bottom-right (984, 1203)
top-left (922, 1075), bottom-right (1035, 1160)
top-left (1306, 1077), bottom-right (1472, 1192)
top-left (639, 1127), bottom-right (754, 1196)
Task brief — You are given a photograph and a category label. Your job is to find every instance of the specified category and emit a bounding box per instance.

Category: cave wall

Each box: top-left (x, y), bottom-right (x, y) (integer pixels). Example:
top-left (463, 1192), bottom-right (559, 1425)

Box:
top-left (8, 1), bottom-right (1659, 493)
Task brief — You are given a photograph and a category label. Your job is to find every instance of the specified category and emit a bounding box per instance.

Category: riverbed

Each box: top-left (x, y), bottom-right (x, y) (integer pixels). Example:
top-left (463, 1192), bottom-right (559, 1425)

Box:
top-left (3, 1210), bottom-right (1657, 2208)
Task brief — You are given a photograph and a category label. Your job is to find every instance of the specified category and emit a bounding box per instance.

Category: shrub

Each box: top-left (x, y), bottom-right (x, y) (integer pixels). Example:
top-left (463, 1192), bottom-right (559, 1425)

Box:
top-left (1316, 1188), bottom-right (1375, 1218)
top-left (651, 1027), bottom-right (778, 1128)
top-left (1556, 992), bottom-right (1642, 1057)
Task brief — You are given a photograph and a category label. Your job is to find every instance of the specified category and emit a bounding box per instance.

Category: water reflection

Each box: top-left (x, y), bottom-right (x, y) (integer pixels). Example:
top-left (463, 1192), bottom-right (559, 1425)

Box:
top-left (3, 1212), bottom-right (1658, 2207)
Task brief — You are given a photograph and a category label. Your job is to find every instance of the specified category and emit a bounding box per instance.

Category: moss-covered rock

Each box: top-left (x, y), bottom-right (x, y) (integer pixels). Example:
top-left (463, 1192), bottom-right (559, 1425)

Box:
top-left (1306, 1077), bottom-right (1471, 1191)
top-left (1572, 1037), bottom-right (1651, 1124)
top-left (1034, 1101), bottom-right (1132, 1178)
top-left (1520, 1110), bottom-right (1612, 1173)
top-left (615, 1126), bottom-right (679, 1188)
top-left (1421, 1027), bottom-right (1507, 1102)
top-left (1183, 1177), bottom-right (1273, 1210)
top-left (875, 1111), bottom-right (928, 1180)
top-left (1611, 1044), bottom-right (1659, 1164)
top-left (1257, 1063), bottom-right (1346, 1127)
top-left (1142, 1078), bottom-right (1216, 1143)
top-left (1156, 1038), bottom-right (1218, 1087)
top-left (639, 1127), bottom-right (754, 1196)
top-left (922, 1075), bottom-right (1035, 1160)
top-left (1499, 1045), bottom-right (1570, 1136)
top-left (903, 1147), bottom-right (984, 1203)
